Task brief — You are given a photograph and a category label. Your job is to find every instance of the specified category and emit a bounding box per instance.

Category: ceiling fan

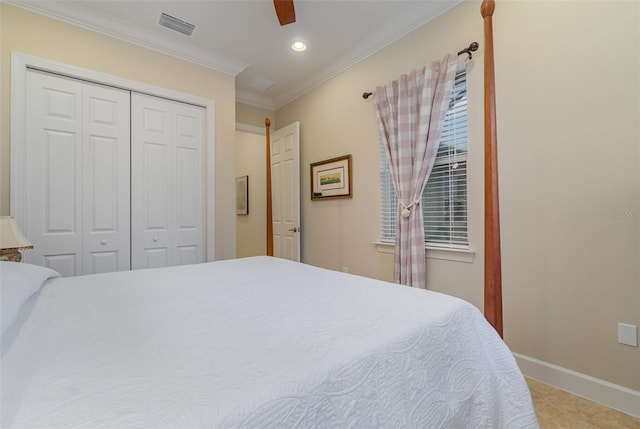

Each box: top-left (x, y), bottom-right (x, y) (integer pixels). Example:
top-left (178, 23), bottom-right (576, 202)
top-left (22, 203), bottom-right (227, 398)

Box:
top-left (273, 0), bottom-right (296, 26)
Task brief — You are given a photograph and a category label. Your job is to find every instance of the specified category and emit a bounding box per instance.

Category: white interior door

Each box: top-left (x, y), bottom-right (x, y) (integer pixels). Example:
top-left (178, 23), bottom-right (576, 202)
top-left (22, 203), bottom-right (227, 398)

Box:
top-left (270, 122), bottom-right (300, 261)
top-left (25, 70), bottom-right (83, 276)
top-left (131, 93), bottom-right (204, 269)
top-left (173, 101), bottom-right (205, 265)
top-left (24, 70), bottom-right (130, 276)
top-left (82, 82), bottom-right (131, 274)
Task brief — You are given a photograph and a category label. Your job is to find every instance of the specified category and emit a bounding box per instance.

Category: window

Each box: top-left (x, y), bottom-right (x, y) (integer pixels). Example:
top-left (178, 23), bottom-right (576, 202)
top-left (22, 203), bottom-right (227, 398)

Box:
top-left (379, 68), bottom-right (468, 249)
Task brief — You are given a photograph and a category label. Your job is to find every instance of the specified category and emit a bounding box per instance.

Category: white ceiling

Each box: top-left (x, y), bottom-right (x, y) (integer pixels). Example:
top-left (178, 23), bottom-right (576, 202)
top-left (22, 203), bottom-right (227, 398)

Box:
top-left (10, 0), bottom-right (461, 109)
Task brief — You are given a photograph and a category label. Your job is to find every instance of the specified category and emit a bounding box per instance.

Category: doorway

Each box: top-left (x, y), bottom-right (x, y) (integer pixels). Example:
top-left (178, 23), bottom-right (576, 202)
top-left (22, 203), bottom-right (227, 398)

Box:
top-left (235, 121), bottom-right (300, 261)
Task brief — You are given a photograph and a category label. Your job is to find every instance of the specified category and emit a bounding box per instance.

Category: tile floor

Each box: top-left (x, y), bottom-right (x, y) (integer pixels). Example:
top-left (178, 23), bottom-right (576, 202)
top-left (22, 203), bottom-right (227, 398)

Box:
top-left (526, 378), bottom-right (640, 429)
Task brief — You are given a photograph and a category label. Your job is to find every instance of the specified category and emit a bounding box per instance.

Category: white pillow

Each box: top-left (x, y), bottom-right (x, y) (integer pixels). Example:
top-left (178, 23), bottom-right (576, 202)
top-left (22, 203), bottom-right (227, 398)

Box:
top-left (0, 262), bottom-right (60, 339)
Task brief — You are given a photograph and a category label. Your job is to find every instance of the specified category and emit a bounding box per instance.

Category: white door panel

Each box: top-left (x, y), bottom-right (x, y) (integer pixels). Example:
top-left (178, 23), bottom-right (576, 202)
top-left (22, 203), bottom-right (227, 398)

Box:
top-left (132, 95), bottom-right (172, 269)
top-left (43, 131), bottom-right (78, 233)
top-left (131, 94), bottom-right (204, 269)
top-left (43, 254), bottom-right (77, 277)
top-left (25, 71), bottom-right (83, 276)
top-left (173, 102), bottom-right (204, 262)
top-left (284, 157), bottom-right (295, 223)
top-left (25, 71), bottom-right (130, 276)
top-left (273, 236), bottom-right (282, 259)
top-left (83, 83), bottom-right (131, 274)
top-left (143, 143), bottom-right (170, 229)
top-left (283, 236), bottom-right (295, 260)
top-left (88, 251), bottom-right (118, 274)
top-left (145, 248), bottom-right (169, 269)
top-left (271, 162), bottom-right (282, 222)
top-left (177, 245), bottom-right (199, 265)
top-left (270, 122), bottom-right (300, 262)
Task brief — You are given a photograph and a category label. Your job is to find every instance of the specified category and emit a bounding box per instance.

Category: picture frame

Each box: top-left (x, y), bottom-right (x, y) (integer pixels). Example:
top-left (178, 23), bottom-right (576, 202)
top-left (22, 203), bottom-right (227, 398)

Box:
top-left (235, 175), bottom-right (249, 215)
top-left (310, 154), bottom-right (352, 200)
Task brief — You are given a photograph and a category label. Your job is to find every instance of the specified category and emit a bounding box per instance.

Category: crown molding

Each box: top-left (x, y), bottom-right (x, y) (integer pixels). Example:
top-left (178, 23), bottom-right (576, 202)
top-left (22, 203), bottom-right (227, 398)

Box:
top-left (4, 0), bottom-right (248, 76)
top-left (235, 89), bottom-right (275, 111)
top-left (273, 0), bottom-right (462, 109)
top-left (5, 0), bottom-right (463, 110)
top-left (236, 123), bottom-right (266, 136)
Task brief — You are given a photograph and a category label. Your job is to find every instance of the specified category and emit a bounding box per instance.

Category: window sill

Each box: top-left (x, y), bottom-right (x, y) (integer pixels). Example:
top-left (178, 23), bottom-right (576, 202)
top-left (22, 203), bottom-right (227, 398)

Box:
top-left (373, 241), bottom-right (475, 263)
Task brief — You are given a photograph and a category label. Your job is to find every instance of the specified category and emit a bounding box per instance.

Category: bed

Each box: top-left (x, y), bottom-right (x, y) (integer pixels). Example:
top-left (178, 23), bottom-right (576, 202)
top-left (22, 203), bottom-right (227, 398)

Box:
top-left (1, 257), bottom-right (537, 428)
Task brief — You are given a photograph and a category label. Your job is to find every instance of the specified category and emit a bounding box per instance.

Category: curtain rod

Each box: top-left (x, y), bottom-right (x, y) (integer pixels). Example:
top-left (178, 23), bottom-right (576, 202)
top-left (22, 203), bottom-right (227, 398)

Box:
top-left (361, 41), bottom-right (479, 100)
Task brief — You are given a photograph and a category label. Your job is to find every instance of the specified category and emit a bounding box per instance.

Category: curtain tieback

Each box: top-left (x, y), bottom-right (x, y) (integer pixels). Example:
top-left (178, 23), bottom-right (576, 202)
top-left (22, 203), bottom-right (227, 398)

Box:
top-left (400, 199), bottom-right (420, 218)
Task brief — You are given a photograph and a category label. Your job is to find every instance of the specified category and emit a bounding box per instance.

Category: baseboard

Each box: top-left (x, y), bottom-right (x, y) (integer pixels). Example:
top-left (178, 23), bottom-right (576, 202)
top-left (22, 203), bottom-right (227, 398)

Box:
top-left (514, 353), bottom-right (640, 418)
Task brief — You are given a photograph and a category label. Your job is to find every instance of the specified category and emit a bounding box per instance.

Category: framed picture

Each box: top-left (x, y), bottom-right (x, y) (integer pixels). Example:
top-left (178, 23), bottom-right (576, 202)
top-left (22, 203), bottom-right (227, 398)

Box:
top-left (310, 154), bottom-right (352, 200)
top-left (235, 175), bottom-right (249, 215)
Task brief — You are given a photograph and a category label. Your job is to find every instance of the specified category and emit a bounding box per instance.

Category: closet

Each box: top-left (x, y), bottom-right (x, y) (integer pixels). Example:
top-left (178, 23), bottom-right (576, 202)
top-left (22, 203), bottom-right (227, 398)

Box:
top-left (23, 69), bottom-right (204, 277)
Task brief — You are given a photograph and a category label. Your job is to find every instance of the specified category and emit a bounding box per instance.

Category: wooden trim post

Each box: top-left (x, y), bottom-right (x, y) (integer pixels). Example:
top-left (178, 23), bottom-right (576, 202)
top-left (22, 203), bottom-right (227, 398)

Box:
top-left (482, 0), bottom-right (503, 337)
top-left (265, 117), bottom-right (274, 256)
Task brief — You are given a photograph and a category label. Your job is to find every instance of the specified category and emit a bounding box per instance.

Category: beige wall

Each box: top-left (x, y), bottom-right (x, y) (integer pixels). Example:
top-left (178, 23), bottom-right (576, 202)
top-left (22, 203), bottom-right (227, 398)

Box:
top-left (277, 0), bottom-right (639, 391)
top-left (235, 130), bottom-right (267, 257)
top-left (0, 4), bottom-right (237, 260)
top-left (236, 102), bottom-right (275, 129)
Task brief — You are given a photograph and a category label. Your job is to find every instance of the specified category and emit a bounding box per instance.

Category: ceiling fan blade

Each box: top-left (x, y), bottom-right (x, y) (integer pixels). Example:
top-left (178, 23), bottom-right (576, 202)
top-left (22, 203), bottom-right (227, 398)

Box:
top-left (273, 0), bottom-right (296, 26)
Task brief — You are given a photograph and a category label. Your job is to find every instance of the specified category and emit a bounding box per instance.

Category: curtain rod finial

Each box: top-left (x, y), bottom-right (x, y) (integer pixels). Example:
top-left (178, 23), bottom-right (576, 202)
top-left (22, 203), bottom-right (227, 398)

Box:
top-left (362, 92), bottom-right (373, 100)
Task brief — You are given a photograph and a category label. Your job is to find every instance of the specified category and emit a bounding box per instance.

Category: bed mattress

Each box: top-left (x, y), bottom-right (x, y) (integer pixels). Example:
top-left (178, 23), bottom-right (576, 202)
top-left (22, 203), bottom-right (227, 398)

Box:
top-left (1, 256), bottom-right (538, 428)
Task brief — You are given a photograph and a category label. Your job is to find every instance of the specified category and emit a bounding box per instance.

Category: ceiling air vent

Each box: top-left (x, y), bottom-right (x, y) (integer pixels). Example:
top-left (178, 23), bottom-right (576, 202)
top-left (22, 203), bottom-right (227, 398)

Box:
top-left (159, 13), bottom-right (195, 36)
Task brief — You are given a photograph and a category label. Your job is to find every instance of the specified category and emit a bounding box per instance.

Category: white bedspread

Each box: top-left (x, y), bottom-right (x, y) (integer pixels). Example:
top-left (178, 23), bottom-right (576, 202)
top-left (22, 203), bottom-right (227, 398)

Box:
top-left (1, 256), bottom-right (538, 428)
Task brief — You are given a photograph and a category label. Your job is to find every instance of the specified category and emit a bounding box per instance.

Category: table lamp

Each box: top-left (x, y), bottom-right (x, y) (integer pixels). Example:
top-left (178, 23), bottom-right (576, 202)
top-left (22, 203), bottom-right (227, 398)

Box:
top-left (0, 216), bottom-right (33, 262)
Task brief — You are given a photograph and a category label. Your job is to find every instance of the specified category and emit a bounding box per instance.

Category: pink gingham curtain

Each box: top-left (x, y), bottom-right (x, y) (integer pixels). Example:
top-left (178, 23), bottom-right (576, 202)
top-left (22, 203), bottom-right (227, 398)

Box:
top-left (374, 53), bottom-right (457, 288)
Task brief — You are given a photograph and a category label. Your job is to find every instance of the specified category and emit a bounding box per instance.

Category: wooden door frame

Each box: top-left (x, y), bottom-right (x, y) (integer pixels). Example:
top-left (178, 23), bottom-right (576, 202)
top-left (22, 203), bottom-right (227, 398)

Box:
top-left (10, 52), bottom-right (216, 261)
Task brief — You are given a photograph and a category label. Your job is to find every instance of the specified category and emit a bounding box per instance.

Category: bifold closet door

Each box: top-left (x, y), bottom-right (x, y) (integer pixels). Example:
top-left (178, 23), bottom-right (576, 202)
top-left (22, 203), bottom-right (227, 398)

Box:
top-left (131, 93), bottom-right (205, 269)
top-left (24, 70), bottom-right (131, 276)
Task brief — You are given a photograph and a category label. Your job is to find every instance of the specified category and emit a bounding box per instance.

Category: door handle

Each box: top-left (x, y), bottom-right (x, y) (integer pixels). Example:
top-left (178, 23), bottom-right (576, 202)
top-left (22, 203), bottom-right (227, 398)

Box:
top-left (288, 227), bottom-right (300, 233)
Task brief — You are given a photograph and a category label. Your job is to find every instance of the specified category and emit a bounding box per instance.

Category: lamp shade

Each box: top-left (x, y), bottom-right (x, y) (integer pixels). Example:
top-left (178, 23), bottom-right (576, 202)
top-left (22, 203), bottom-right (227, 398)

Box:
top-left (0, 216), bottom-right (33, 250)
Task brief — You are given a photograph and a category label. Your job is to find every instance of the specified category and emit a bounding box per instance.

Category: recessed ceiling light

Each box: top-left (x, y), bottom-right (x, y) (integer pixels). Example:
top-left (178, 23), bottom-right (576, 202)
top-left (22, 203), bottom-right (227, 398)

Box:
top-left (291, 41), bottom-right (307, 52)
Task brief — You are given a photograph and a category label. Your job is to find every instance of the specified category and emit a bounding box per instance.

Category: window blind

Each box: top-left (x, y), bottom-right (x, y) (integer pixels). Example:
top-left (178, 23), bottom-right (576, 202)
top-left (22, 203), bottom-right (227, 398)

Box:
top-left (379, 68), bottom-right (468, 248)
